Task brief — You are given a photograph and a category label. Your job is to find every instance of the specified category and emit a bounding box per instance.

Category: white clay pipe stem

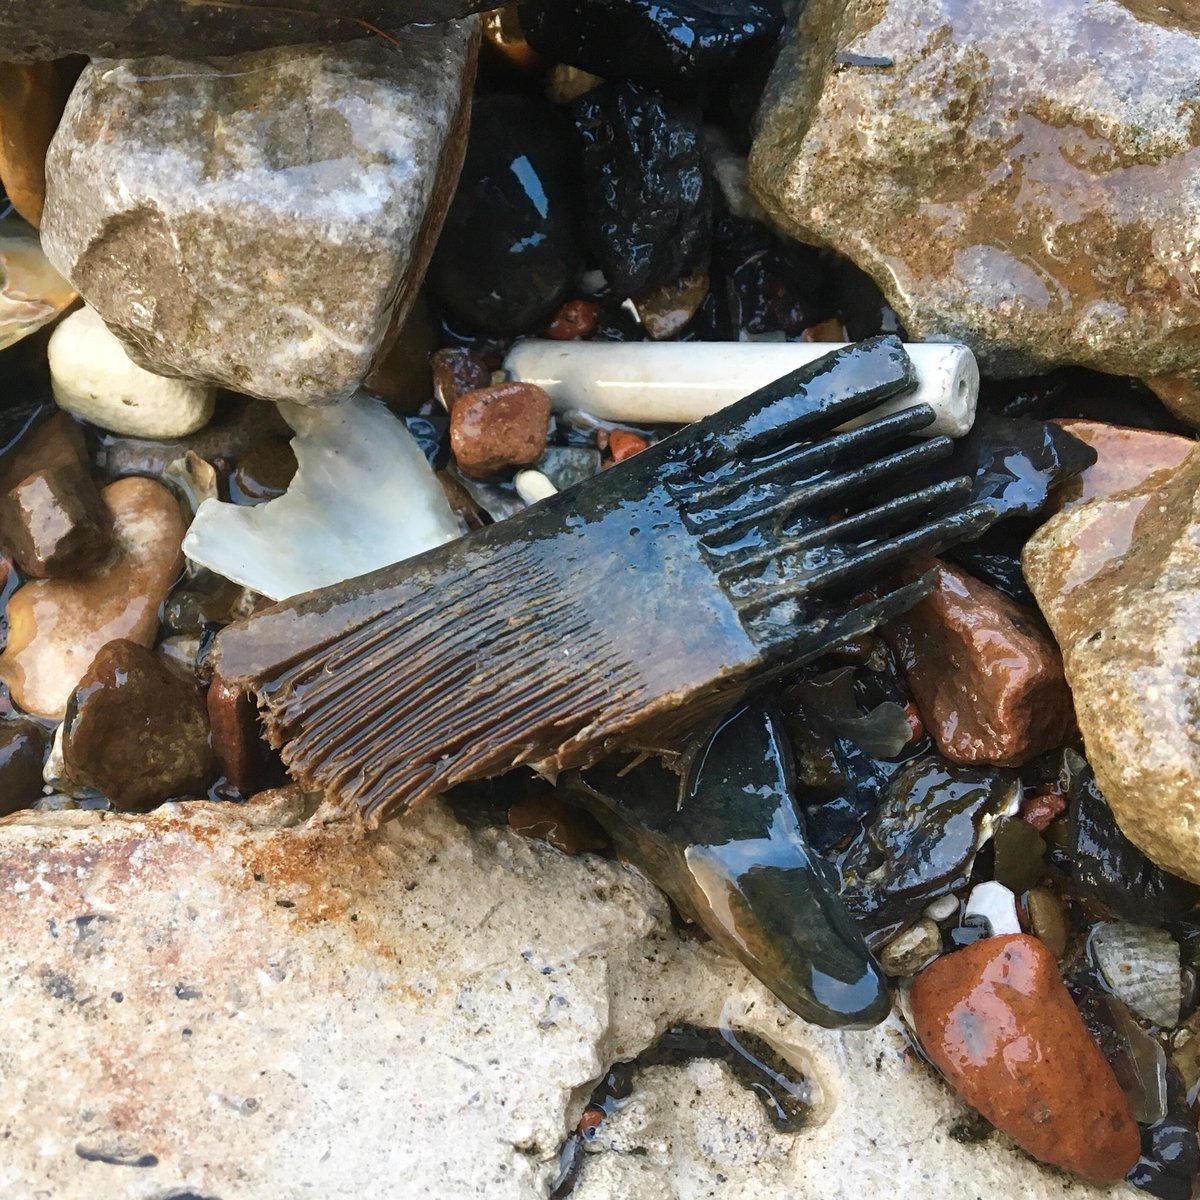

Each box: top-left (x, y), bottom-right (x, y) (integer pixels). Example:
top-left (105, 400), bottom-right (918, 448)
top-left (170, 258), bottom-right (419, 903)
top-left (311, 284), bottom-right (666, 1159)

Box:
top-left (504, 340), bottom-right (978, 438)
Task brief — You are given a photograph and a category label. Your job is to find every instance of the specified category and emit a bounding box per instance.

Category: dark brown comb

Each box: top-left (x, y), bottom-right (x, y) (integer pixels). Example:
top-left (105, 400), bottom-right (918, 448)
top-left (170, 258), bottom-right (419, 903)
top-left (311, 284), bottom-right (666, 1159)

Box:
top-left (213, 336), bottom-right (995, 821)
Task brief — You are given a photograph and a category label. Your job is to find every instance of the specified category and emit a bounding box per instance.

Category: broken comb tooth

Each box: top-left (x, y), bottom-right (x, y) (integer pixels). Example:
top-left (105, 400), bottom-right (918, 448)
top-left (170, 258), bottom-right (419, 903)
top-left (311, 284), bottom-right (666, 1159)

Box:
top-left (213, 335), bottom-right (995, 822)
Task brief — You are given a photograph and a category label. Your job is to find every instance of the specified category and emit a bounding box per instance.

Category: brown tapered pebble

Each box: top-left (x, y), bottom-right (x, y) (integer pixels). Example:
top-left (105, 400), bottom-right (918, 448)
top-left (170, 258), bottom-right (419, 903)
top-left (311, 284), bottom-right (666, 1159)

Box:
top-left (450, 381), bottom-right (551, 478)
top-left (884, 559), bottom-right (1074, 767)
top-left (0, 718), bottom-right (49, 816)
top-left (63, 639), bottom-right (215, 811)
top-left (545, 298), bottom-right (598, 341)
top-left (910, 933), bottom-right (1139, 1184)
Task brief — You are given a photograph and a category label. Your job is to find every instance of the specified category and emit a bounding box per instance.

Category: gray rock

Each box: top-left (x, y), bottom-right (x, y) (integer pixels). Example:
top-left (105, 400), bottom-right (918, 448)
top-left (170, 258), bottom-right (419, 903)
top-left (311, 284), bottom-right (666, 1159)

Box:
top-left (41, 23), bottom-right (477, 406)
top-left (1022, 445), bottom-right (1200, 885)
top-left (749, 0), bottom-right (1200, 417)
top-left (0, 795), bottom-right (1134, 1198)
top-left (3, 0), bottom-right (495, 61)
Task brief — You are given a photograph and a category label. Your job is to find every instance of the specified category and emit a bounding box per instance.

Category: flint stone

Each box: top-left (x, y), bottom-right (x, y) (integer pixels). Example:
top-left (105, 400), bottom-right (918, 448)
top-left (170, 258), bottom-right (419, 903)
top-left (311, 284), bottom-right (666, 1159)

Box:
top-left (749, 0), bottom-right (1200, 414)
top-left (41, 23), bottom-right (477, 406)
top-left (3, 1), bottom-right (496, 61)
top-left (0, 798), bottom-right (1133, 1199)
top-left (1022, 445), bottom-right (1200, 884)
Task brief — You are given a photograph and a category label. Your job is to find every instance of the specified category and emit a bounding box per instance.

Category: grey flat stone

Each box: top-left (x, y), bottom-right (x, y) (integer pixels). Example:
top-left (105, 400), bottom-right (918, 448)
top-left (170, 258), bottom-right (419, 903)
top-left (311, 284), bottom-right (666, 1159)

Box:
top-left (41, 22), bottom-right (476, 405)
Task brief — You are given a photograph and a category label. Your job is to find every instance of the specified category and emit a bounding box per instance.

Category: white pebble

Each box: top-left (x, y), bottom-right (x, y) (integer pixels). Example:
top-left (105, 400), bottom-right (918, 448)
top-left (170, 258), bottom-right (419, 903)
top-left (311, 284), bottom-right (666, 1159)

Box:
top-left (514, 469), bottom-right (558, 505)
top-left (924, 894), bottom-right (960, 923)
top-left (48, 304), bottom-right (215, 438)
top-left (965, 881), bottom-right (1022, 937)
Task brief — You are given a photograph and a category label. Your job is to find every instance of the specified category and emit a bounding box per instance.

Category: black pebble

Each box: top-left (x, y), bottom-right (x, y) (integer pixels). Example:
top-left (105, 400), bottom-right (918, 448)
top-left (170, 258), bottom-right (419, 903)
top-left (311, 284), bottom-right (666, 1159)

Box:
top-left (426, 94), bottom-right (581, 335)
top-left (521, 0), bottom-right (784, 99)
top-left (572, 82), bottom-right (711, 296)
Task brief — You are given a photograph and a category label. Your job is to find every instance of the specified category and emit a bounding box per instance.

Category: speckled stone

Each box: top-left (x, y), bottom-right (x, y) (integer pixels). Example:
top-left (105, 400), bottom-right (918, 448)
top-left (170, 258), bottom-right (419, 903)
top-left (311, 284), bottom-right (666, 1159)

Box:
top-left (1022, 445), bottom-right (1200, 884)
top-left (41, 23), bottom-right (477, 405)
top-left (910, 934), bottom-right (1140, 1184)
top-left (749, 0), bottom-right (1200, 411)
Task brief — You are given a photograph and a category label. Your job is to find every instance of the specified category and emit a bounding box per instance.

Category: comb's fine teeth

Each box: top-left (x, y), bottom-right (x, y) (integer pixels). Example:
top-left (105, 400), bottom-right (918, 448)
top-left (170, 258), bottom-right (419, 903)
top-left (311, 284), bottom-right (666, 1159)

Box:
top-left (696, 435), bottom-right (957, 547)
top-left (737, 500), bottom-right (996, 618)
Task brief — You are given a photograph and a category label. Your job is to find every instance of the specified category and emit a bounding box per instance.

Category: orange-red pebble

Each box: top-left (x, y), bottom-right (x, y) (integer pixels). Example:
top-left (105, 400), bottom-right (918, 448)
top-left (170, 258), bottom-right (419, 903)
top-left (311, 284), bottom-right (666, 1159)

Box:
top-left (545, 299), bottom-right (599, 341)
top-left (910, 934), bottom-right (1139, 1185)
top-left (608, 430), bottom-right (648, 463)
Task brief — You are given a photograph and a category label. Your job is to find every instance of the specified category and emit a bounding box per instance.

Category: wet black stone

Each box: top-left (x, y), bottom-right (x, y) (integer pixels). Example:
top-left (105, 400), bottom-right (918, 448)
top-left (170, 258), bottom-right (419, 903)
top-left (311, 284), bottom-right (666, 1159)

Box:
top-left (1063, 751), bottom-right (1198, 926)
top-left (521, 0), bottom-right (783, 99)
top-left (831, 257), bottom-right (906, 341)
top-left (572, 82), bottom-right (711, 296)
top-left (426, 94), bottom-right (582, 336)
top-left (565, 700), bottom-right (890, 1028)
top-left (838, 756), bottom-right (1021, 944)
top-left (945, 522), bottom-right (1035, 607)
top-left (930, 412), bottom-right (1097, 522)
top-left (1127, 1117), bottom-right (1200, 1200)
top-left (701, 215), bottom-right (832, 338)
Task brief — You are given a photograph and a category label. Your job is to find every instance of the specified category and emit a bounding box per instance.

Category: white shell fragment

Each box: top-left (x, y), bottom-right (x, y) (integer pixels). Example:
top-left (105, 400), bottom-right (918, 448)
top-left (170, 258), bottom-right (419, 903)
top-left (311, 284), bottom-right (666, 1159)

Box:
top-left (184, 393), bottom-right (463, 601)
top-left (1089, 921), bottom-right (1182, 1029)
top-left (964, 881), bottom-right (1022, 937)
top-left (0, 218), bottom-right (76, 351)
top-left (503, 339), bottom-right (978, 437)
top-left (48, 304), bottom-right (215, 437)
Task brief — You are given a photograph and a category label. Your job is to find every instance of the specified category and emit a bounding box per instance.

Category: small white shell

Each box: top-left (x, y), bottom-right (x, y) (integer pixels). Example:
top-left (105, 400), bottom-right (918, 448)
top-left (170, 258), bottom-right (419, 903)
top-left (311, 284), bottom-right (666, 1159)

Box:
top-left (964, 881), bottom-right (1021, 936)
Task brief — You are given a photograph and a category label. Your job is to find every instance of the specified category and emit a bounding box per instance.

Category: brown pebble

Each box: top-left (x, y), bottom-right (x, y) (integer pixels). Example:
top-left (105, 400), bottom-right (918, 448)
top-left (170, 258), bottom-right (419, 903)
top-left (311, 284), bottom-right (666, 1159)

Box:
top-left (207, 676), bottom-right (266, 796)
top-left (450, 381), bottom-right (551, 479)
top-left (910, 934), bottom-right (1140, 1184)
top-left (0, 718), bottom-right (49, 817)
top-left (230, 438), bottom-right (298, 505)
top-left (0, 477), bottom-right (184, 718)
top-left (508, 791), bottom-right (608, 856)
top-left (431, 348), bottom-right (492, 410)
top-left (608, 430), bottom-right (648, 463)
top-left (63, 639), bottom-right (215, 811)
top-left (545, 298), bottom-right (599, 341)
top-left (0, 60), bottom-right (84, 227)
top-left (884, 559), bottom-right (1075, 767)
top-left (0, 410), bottom-right (111, 577)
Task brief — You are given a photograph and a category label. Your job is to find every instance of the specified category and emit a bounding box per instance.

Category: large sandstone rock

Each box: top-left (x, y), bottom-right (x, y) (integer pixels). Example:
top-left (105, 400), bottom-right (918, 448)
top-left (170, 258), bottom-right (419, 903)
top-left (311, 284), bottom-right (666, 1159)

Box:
top-left (3, 1), bottom-right (495, 60)
top-left (749, 0), bottom-right (1200, 418)
top-left (1023, 446), bottom-right (1200, 884)
top-left (0, 796), bottom-right (1133, 1198)
top-left (41, 23), bottom-right (477, 406)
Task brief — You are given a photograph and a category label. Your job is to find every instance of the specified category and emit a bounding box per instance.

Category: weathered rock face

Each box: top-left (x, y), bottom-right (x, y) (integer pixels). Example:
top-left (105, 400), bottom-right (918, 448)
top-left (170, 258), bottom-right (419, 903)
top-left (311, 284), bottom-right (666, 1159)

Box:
top-left (41, 23), bottom-right (477, 406)
top-left (1023, 445), bottom-right (1200, 884)
top-left (749, 0), bottom-right (1200, 411)
top-left (3, 1), bottom-right (495, 60)
top-left (0, 797), bottom-right (1133, 1199)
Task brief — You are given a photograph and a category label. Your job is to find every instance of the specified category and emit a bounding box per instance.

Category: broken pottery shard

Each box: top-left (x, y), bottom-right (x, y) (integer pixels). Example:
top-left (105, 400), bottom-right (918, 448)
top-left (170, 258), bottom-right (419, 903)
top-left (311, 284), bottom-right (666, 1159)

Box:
top-left (184, 394), bottom-right (463, 601)
top-left (3, 1), bottom-right (496, 60)
top-left (214, 337), bottom-right (995, 822)
top-left (1022, 445), bottom-right (1200, 885)
top-left (566, 700), bottom-right (890, 1029)
top-left (40, 22), bottom-right (477, 406)
top-left (749, 0), bottom-right (1200, 413)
